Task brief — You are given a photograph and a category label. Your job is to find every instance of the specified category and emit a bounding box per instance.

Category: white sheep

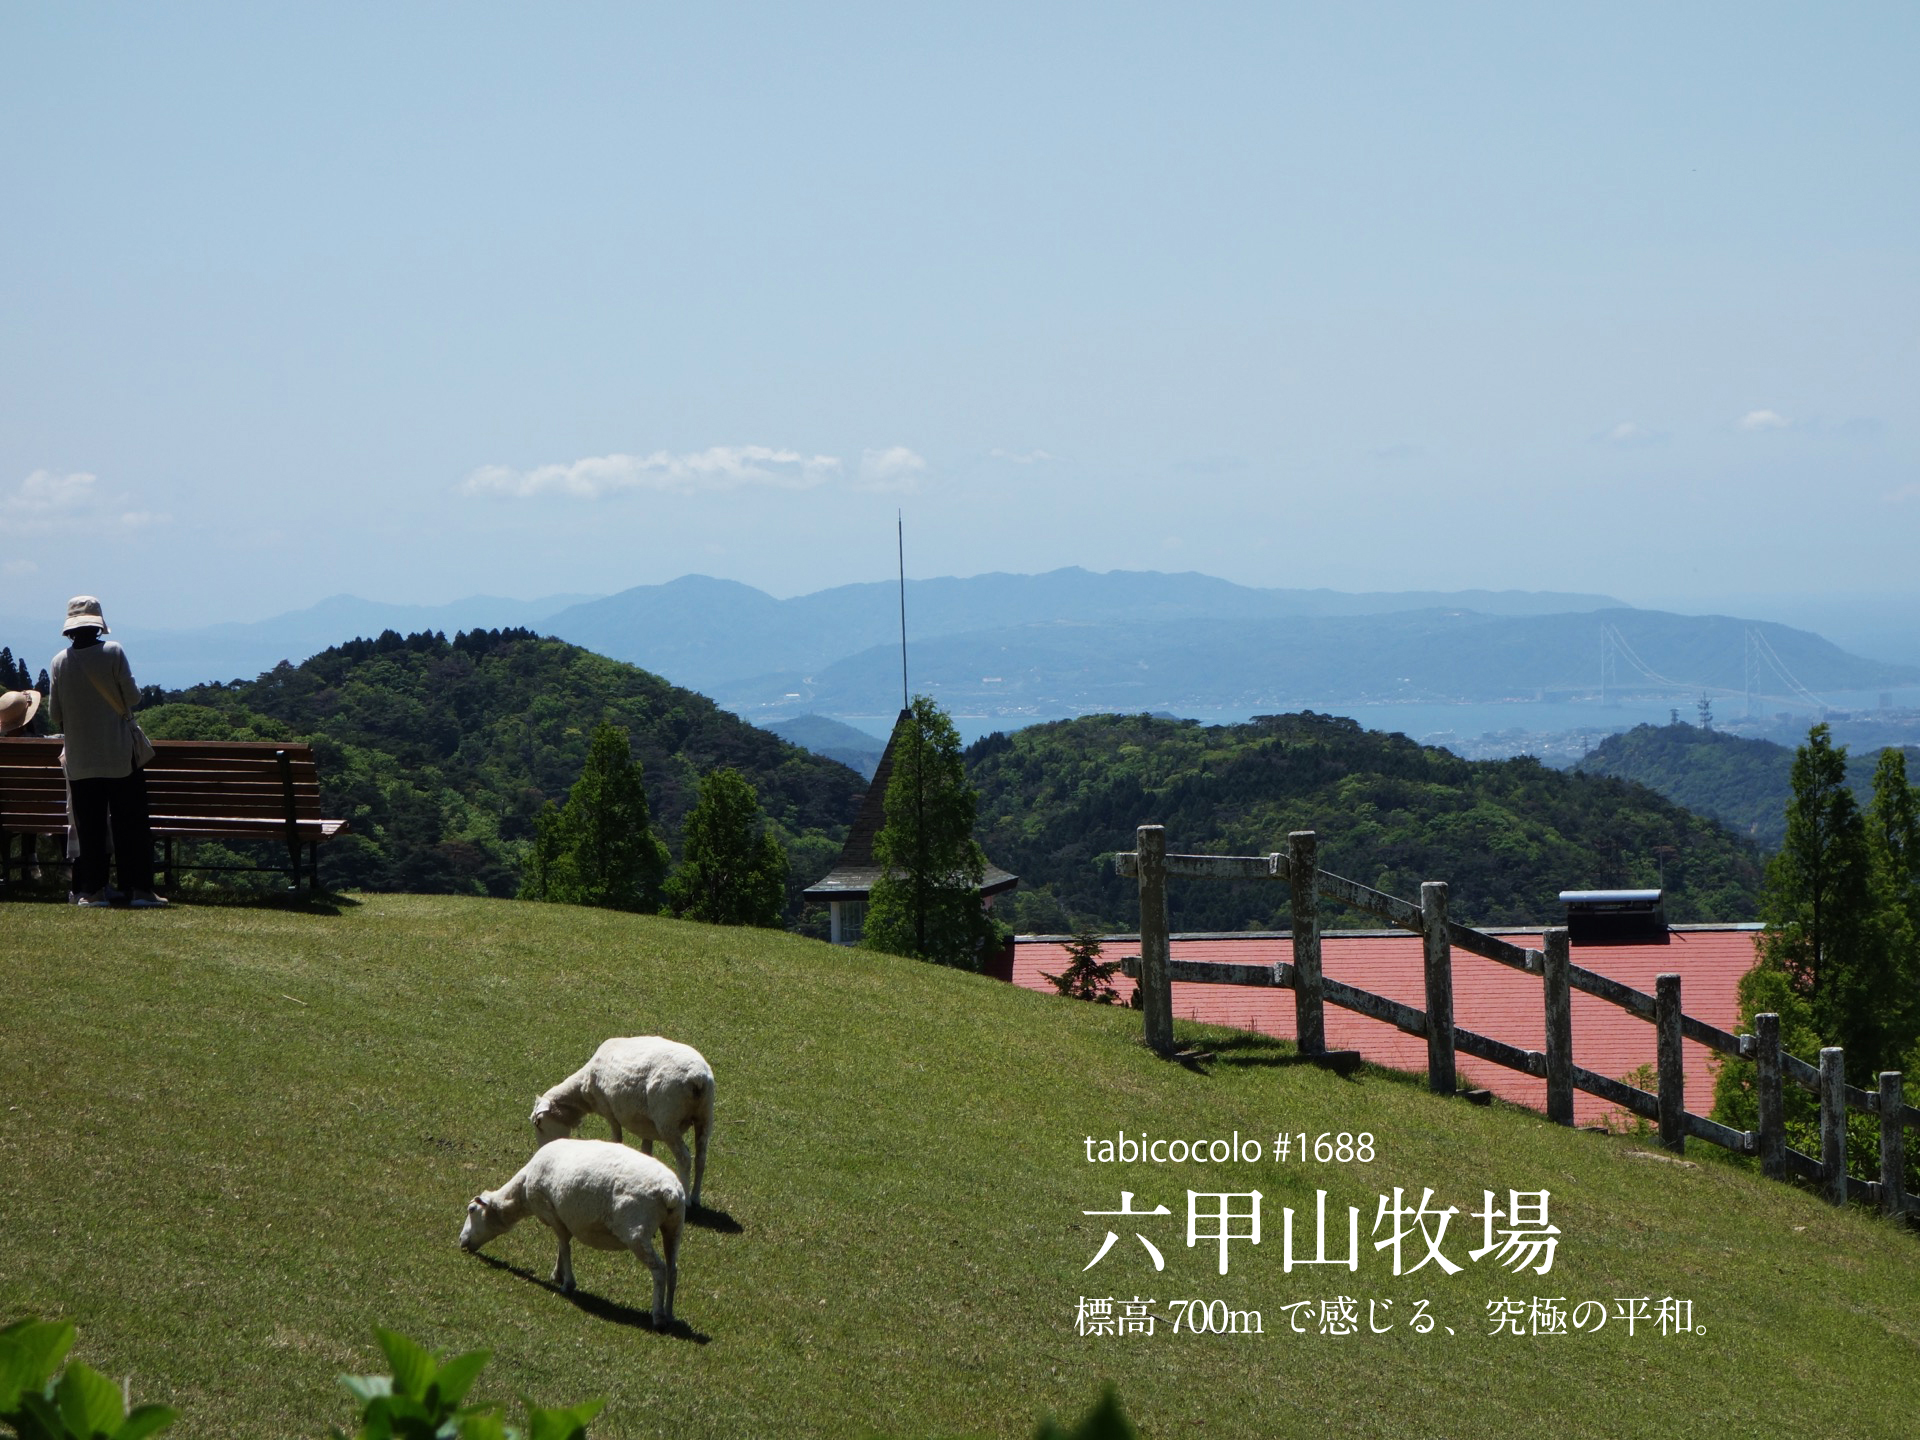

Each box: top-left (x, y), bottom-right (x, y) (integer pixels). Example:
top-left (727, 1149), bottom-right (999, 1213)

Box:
top-left (531, 1036), bottom-right (715, 1207)
top-left (459, 1137), bottom-right (685, 1326)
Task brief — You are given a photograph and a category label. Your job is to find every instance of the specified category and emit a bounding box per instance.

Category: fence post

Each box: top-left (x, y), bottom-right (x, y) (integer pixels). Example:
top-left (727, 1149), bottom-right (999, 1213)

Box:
top-left (1137, 824), bottom-right (1174, 1055)
top-left (1755, 1013), bottom-right (1785, 1180)
top-left (1820, 1047), bottom-right (1848, 1207)
top-left (1287, 830), bottom-right (1325, 1055)
top-left (1656, 974), bottom-right (1685, 1154)
top-left (1880, 1071), bottom-right (1906, 1220)
top-left (1420, 881), bottom-right (1455, 1095)
top-left (1542, 928), bottom-right (1573, 1126)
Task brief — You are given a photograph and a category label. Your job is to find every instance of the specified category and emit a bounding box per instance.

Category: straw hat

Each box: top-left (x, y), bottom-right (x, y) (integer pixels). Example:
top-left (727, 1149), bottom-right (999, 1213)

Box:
top-left (62, 595), bottom-right (109, 635)
top-left (0, 689), bottom-right (40, 736)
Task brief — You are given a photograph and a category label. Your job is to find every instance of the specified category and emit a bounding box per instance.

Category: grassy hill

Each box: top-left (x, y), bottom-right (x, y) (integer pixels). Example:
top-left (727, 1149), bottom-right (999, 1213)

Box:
top-left (3, 896), bottom-right (1915, 1438)
top-left (969, 712), bottom-right (1764, 934)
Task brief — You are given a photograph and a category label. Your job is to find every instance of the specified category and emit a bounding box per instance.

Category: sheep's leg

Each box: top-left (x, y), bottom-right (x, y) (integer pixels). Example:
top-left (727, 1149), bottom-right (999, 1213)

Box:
top-left (552, 1231), bottom-right (576, 1293)
top-left (608, 1119), bottom-right (623, 1144)
top-left (632, 1232), bottom-right (670, 1327)
top-left (690, 1118), bottom-right (709, 1209)
top-left (662, 1212), bottom-right (681, 1322)
top-left (666, 1132), bottom-right (694, 1201)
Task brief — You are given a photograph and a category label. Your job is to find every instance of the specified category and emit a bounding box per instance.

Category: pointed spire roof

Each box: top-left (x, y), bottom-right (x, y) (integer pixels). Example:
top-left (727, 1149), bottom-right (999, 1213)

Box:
top-left (802, 708), bottom-right (1018, 902)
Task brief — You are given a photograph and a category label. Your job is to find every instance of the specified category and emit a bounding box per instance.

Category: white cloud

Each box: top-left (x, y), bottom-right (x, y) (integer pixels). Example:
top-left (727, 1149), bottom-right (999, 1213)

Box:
top-left (989, 448), bottom-right (1054, 465)
top-left (1884, 484), bottom-right (1920, 505)
top-left (2, 559), bottom-right (37, 576)
top-left (854, 446), bottom-right (928, 493)
top-left (1597, 421), bottom-right (1665, 447)
top-left (461, 445), bottom-right (843, 499)
top-left (1, 470), bottom-right (163, 536)
top-left (1738, 409), bottom-right (1790, 431)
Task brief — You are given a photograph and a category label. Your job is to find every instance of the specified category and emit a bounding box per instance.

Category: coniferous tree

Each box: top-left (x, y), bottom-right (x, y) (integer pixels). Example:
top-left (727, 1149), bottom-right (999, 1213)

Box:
top-left (665, 767), bottom-right (788, 927)
top-left (520, 722), bottom-right (669, 912)
top-left (1717, 724), bottom-right (1915, 1108)
top-left (865, 695), bottom-right (1001, 970)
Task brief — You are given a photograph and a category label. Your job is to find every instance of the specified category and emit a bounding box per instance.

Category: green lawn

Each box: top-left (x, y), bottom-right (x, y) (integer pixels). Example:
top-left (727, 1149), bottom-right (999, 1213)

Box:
top-left (2, 895), bottom-right (1915, 1438)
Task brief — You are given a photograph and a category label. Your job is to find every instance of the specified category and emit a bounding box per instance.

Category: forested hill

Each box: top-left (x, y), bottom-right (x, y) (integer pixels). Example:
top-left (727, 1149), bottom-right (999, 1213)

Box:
top-left (967, 712), bottom-right (1763, 933)
top-left (1573, 722), bottom-right (1920, 852)
top-left (141, 628), bottom-right (866, 898)
top-left (1573, 724), bottom-right (1797, 850)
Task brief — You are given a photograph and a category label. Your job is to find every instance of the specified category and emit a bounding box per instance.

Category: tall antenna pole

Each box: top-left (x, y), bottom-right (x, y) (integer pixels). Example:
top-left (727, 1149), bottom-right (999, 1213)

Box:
top-left (897, 510), bottom-right (909, 712)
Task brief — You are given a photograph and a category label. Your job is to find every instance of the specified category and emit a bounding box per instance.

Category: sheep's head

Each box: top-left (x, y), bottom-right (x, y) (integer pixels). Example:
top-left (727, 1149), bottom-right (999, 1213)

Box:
top-left (460, 1194), bottom-right (507, 1252)
top-left (530, 1097), bottom-right (576, 1146)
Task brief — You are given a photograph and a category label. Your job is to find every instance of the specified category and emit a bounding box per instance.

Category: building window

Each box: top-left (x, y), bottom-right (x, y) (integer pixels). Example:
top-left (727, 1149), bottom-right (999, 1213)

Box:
top-left (841, 900), bottom-right (866, 945)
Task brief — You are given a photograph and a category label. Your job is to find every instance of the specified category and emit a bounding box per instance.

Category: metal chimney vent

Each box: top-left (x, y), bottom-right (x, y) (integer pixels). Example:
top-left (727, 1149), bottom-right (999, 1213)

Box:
top-left (1558, 889), bottom-right (1669, 946)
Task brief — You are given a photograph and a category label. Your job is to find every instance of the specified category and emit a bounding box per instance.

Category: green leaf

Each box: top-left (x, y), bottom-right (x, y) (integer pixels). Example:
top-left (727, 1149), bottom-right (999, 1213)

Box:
top-left (54, 1360), bottom-right (126, 1438)
top-left (456, 1411), bottom-right (510, 1440)
top-left (109, 1403), bottom-right (179, 1440)
top-left (0, 1318), bottom-right (77, 1411)
top-left (522, 1397), bottom-right (604, 1440)
top-left (426, 1350), bottom-right (490, 1411)
top-left (341, 1374), bottom-right (395, 1404)
top-left (374, 1330), bottom-right (436, 1402)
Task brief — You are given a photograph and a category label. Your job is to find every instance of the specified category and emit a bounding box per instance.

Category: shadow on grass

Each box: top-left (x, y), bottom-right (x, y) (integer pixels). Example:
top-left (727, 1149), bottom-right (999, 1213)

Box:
top-left (470, 1252), bottom-right (710, 1343)
top-left (168, 889), bottom-right (364, 916)
top-left (688, 1203), bottom-right (742, 1234)
top-left (0, 883), bottom-right (363, 915)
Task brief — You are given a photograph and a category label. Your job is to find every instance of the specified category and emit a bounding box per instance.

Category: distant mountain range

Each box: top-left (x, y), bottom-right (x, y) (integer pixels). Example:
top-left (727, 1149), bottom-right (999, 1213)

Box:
top-left (9, 570), bottom-right (1913, 731)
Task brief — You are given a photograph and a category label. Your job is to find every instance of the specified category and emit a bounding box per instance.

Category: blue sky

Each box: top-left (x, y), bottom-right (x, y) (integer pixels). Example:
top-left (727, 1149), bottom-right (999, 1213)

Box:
top-left (4, 4), bottom-right (1916, 631)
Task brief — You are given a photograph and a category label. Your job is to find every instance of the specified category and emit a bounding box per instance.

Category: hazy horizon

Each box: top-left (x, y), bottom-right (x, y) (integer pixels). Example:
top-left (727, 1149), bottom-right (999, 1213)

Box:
top-left (6, 7), bottom-right (1916, 639)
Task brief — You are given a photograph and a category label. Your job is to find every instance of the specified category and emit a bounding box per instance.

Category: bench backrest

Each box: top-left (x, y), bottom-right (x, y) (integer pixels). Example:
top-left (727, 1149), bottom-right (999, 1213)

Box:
top-left (0, 738), bottom-right (328, 827)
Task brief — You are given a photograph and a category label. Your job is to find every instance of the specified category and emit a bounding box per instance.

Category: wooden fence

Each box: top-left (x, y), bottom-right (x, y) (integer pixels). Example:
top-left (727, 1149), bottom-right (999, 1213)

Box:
top-left (1115, 824), bottom-right (1919, 1219)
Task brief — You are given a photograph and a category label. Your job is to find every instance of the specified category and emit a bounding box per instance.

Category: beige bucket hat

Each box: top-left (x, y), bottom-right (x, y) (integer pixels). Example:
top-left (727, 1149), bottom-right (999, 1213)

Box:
top-left (62, 595), bottom-right (109, 635)
top-left (0, 689), bottom-right (40, 736)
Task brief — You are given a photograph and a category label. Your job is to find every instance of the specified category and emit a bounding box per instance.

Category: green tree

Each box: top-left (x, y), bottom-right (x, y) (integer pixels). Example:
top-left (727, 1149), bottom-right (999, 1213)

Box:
top-left (1716, 724), bottom-right (1917, 1128)
top-left (1757, 723), bottom-right (1890, 1072)
top-left (864, 696), bottom-right (1001, 970)
top-left (664, 767), bottom-right (789, 927)
top-left (1866, 746), bottom-right (1920, 1071)
top-left (520, 722), bottom-right (668, 912)
top-left (1041, 927), bottom-right (1122, 1003)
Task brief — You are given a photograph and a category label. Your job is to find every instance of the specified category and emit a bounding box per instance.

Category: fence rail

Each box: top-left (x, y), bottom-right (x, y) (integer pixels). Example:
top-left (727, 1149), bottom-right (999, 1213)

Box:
top-left (1113, 825), bottom-right (1918, 1220)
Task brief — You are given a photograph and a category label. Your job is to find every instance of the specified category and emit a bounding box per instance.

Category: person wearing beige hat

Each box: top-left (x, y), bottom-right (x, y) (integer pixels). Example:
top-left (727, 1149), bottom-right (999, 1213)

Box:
top-left (46, 595), bottom-right (167, 908)
top-left (0, 687), bottom-right (40, 736)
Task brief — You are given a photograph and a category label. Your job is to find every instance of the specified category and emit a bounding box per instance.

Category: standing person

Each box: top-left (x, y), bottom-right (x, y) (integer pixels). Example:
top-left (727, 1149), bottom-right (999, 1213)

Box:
top-left (47, 595), bottom-right (167, 908)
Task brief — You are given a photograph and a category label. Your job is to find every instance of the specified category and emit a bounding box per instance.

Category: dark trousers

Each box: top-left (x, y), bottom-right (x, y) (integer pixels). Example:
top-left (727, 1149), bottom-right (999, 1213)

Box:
top-left (71, 767), bottom-right (155, 895)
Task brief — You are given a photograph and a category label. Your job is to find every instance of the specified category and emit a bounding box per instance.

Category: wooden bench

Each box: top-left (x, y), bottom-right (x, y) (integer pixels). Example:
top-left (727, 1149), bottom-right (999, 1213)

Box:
top-left (0, 737), bottom-right (349, 893)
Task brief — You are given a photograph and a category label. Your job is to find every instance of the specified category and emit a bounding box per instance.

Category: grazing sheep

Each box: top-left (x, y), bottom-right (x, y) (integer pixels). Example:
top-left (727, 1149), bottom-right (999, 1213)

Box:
top-left (531, 1037), bottom-right (714, 1207)
top-left (460, 1138), bottom-right (684, 1326)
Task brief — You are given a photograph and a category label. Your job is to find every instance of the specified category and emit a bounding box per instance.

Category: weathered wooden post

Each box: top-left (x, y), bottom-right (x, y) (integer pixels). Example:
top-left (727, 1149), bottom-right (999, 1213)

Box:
top-left (1420, 881), bottom-right (1455, 1095)
top-left (1137, 824), bottom-right (1173, 1055)
top-left (1286, 830), bottom-right (1325, 1056)
top-left (1656, 973), bottom-right (1685, 1154)
top-left (1542, 928), bottom-right (1573, 1127)
top-left (1880, 1071), bottom-right (1906, 1220)
top-left (1820, 1047), bottom-right (1848, 1207)
top-left (1755, 1012), bottom-right (1785, 1180)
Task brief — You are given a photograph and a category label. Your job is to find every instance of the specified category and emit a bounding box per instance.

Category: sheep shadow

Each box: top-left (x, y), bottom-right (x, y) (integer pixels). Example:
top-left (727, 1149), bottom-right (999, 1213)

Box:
top-left (469, 1252), bottom-right (710, 1343)
top-left (688, 1203), bottom-right (742, 1234)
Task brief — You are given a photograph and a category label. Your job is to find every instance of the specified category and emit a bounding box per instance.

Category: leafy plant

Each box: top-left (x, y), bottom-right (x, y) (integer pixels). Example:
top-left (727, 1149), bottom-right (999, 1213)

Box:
top-left (1041, 927), bottom-right (1122, 1003)
top-left (334, 1329), bottom-right (602, 1440)
top-left (1035, 1387), bottom-right (1138, 1440)
top-left (0, 1318), bottom-right (176, 1440)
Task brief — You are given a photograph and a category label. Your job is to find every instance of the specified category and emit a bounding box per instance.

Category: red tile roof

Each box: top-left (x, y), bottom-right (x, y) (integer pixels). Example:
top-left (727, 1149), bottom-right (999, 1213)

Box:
top-left (1014, 928), bottom-right (1761, 1127)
